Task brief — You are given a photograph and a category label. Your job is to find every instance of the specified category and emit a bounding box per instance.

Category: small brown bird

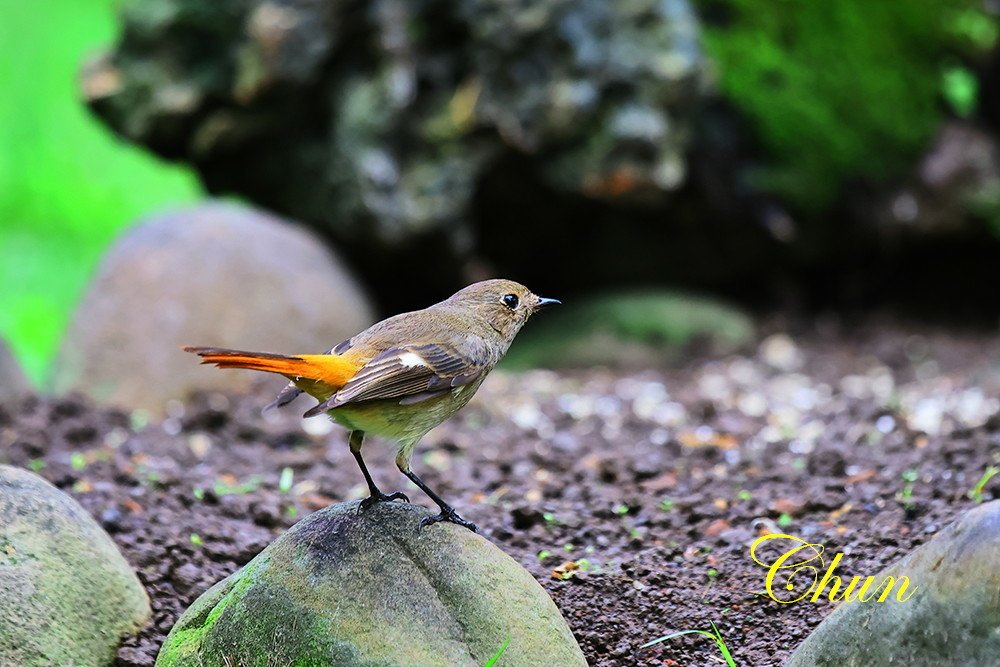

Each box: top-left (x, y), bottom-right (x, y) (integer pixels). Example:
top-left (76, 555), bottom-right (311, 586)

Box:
top-left (185, 279), bottom-right (558, 531)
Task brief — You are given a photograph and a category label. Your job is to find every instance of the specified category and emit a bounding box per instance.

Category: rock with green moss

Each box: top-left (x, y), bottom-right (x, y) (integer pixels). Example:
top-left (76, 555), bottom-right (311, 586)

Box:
top-left (786, 500), bottom-right (1000, 666)
top-left (503, 290), bottom-right (754, 369)
top-left (0, 465), bottom-right (150, 666)
top-left (157, 501), bottom-right (587, 667)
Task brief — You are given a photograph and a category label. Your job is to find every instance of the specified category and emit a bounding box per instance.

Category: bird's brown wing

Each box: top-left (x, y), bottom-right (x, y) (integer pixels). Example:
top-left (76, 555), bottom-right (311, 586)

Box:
top-left (302, 342), bottom-right (487, 417)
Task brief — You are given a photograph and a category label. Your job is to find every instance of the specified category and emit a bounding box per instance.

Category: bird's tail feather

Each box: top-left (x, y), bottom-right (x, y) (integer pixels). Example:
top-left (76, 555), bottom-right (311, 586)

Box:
top-left (183, 346), bottom-right (360, 401)
top-left (184, 347), bottom-right (307, 374)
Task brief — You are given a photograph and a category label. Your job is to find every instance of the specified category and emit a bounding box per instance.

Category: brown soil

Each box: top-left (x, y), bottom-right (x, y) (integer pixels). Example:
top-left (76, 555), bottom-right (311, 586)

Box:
top-left (1, 322), bottom-right (998, 666)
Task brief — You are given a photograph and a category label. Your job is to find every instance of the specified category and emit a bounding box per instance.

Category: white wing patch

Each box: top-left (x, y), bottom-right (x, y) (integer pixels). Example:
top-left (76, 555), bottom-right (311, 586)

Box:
top-left (398, 351), bottom-right (427, 368)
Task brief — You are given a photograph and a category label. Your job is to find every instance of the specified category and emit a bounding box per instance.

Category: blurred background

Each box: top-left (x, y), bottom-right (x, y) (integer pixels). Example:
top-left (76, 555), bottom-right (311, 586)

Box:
top-left (3, 0), bottom-right (1000, 410)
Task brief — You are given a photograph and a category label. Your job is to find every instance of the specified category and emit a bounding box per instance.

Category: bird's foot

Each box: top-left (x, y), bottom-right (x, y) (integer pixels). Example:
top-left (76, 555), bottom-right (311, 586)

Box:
top-left (419, 506), bottom-right (479, 533)
top-left (358, 491), bottom-right (409, 512)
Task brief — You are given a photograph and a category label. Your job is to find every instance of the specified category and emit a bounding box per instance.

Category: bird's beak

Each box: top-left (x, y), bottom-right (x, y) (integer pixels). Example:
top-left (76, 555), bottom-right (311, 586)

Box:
top-left (534, 296), bottom-right (561, 311)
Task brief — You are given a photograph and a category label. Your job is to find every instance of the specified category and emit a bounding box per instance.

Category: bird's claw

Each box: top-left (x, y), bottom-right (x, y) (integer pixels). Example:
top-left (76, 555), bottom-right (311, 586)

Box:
top-left (420, 507), bottom-right (479, 533)
top-left (358, 491), bottom-right (409, 512)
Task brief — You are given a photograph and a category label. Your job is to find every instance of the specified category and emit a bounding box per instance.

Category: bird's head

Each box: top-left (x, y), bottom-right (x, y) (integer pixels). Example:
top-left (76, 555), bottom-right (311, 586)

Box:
top-left (445, 279), bottom-right (560, 341)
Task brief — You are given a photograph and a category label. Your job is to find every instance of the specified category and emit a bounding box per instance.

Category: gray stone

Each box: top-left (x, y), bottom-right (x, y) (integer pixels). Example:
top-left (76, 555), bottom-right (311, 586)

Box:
top-left (52, 202), bottom-right (375, 413)
top-left (0, 339), bottom-right (30, 402)
top-left (786, 500), bottom-right (1000, 667)
top-left (0, 465), bottom-right (150, 666)
top-left (156, 501), bottom-right (587, 667)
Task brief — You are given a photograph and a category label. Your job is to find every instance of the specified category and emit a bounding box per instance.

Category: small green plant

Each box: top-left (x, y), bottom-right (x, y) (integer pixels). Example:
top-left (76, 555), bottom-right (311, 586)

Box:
top-left (897, 468), bottom-right (919, 509)
top-left (483, 635), bottom-right (510, 667)
top-left (897, 485), bottom-right (915, 509)
top-left (659, 497), bottom-right (674, 512)
top-left (189, 533), bottom-right (204, 546)
top-left (536, 549), bottom-right (552, 562)
top-left (896, 485), bottom-right (914, 509)
top-left (642, 621), bottom-right (737, 666)
top-left (968, 466), bottom-right (999, 503)
top-left (613, 503), bottom-right (630, 516)
top-left (278, 467), bottom-right (294, 493)
top-left (69, 451), bottom-right (87, 471)
top-left (776, 513), bottom-right (793, 528)
top-left (213, 475), bottom-right (263, 496)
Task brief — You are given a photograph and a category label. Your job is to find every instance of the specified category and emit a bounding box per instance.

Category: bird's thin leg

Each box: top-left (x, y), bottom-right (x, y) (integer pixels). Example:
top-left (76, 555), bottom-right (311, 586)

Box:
top-left (349, 431), bottom-right (408, 511)
top-left (396, 457), bottom-right (478, 533)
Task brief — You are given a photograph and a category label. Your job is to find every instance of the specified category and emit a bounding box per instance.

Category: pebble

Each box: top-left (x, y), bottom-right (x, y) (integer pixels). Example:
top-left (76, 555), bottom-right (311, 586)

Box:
top-left (760, 334), bottom-right (803, 371)
top-left (875, 415), bottom-right (896, 433)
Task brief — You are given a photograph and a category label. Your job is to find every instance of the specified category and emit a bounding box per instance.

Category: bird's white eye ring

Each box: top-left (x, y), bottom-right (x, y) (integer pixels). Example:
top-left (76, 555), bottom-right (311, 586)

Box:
top-left (502, 293), bottom-right (519, 309)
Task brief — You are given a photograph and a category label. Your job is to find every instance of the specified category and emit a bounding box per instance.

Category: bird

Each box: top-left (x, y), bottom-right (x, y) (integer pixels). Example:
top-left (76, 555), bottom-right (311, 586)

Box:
top-left (184, 279), bottom-right (559, 532)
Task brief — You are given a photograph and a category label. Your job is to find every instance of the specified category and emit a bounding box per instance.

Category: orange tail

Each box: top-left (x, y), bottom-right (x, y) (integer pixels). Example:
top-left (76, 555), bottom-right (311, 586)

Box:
top-left (183, 346), bottom-right (362, 398)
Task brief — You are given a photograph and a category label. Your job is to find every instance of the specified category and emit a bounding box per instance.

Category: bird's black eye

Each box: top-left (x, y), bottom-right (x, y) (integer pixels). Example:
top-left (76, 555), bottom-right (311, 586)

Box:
top-left (502, 293), bottom-right (519, 310)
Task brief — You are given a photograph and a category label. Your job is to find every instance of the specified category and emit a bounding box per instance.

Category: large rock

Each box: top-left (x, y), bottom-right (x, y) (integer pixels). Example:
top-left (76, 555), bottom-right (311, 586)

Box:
top-left (0, 339), bottom-right (30, 401)
top-left (82, 0), bottom-right (709, 307)
top-left (786, 501), bottom-right (1000, 666)
top-left (157, 501), bottom-right (587, 667)
top-left (52, 203), bottom-right (374, 412)
top-left (0, 465), bottom-right (150, 666)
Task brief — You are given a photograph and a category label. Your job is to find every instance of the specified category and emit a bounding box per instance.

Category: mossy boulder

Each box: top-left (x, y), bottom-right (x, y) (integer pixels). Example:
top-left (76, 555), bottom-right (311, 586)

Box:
top-left (503, 290), bottom-right (754, 369)
top-left (157, 501), bottom-right (587, 667)
top-left (0, 465), bottom-right (150, 666)
top-left (786, 500), bottom-right (1000, 666)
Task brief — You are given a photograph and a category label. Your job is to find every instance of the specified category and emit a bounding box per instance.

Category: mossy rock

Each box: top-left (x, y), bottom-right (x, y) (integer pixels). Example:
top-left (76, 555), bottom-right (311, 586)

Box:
top-left (157, 501), bottom-right (587, 667)
top-left (503, 290), bottom-right (754, 369)
top-left (0, 465), bottom-right (150, 666)
top-left (786, 500), bottom-right (1000, 666)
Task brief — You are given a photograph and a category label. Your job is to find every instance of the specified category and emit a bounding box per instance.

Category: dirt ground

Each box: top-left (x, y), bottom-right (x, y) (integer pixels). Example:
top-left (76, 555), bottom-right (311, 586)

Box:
top-left (2, 320), bottom-right (998, 666)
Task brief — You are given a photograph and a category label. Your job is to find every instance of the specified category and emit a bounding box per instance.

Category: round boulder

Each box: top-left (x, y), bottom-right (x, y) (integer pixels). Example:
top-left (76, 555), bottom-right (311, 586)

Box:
top-left (787, 500), bottom-right (1000, 666)
top-left (0, 465), bottom-right (150, 666)
top-left (157, 501), bottom-right (587, 667)
top-left (52, 202), bottom-right (375, 413)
